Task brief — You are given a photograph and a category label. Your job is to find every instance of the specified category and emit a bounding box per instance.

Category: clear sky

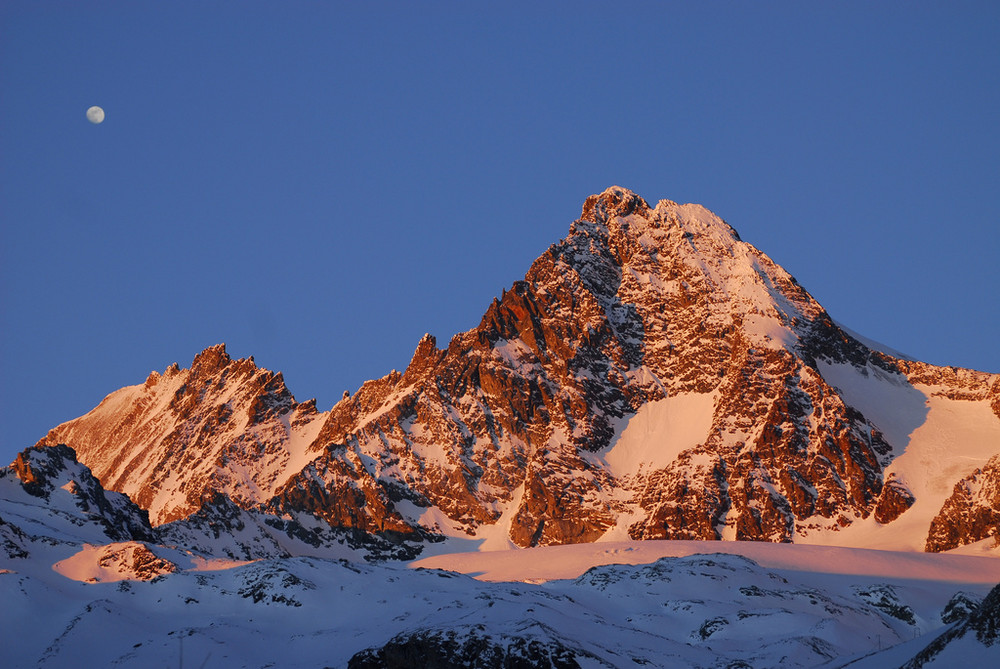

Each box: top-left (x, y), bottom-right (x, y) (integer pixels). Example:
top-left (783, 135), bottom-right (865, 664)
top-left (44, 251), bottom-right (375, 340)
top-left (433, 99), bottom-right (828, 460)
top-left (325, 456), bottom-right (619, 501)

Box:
top-left (2, 2), bottom-right (998, 465)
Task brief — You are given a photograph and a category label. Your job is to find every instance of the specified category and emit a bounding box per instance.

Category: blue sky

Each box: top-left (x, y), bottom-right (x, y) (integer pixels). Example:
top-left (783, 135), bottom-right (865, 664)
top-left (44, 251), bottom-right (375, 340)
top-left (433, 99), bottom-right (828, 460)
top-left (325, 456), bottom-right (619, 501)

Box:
top-left (2, 2), bottom-right (998, 465)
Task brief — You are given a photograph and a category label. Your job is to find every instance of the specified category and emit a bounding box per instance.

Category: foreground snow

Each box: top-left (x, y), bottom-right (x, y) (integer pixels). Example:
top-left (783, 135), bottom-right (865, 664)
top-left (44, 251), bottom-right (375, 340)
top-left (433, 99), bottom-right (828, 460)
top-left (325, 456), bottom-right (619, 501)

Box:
top-left (4, 537), bottom-right (999, 668)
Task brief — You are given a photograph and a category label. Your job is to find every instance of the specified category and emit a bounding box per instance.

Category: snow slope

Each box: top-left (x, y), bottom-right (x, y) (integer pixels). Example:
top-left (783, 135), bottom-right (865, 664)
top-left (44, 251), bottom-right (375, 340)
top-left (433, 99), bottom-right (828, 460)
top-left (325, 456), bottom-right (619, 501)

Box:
top-left (811, 360), bottom-right (1000, 551)
top-left (4, 538), bottom-right (998, 668)
top-left (412, 539), bottom-right (1000, 585)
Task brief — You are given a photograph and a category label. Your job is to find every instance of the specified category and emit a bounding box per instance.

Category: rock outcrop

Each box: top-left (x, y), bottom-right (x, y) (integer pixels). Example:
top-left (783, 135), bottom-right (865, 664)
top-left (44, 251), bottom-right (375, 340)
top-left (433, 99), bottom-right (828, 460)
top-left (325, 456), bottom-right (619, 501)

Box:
top-left (2, 443), bottom-right (155, 543)
top-left (925, 455), bottom-right (1000, 552)
top-left (348, 626), bottom-right (590, 669)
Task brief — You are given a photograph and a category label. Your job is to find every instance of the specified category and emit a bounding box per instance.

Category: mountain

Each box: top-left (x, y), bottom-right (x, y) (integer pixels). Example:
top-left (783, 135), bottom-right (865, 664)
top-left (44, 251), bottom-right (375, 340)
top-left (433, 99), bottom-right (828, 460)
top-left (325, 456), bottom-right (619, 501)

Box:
top-left (35, 187), bottom-right (1000, 556)
top-left (7, 186), bottom-right (1000, 667)
top-left (34, 346), bottom-right (325, 525)
top-left (900, 581), bottom-right (1000, 667)
top-left (843, 582), bottom-right (1000, 668)
top-left (0, 443), bottom-right (420, 575)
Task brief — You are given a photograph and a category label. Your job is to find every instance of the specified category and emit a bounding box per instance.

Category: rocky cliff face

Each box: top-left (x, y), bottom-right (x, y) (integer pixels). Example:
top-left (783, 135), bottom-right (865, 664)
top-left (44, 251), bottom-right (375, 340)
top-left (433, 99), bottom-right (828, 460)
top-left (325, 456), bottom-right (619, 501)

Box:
top-left (35, 187), bottom-right (1000, 554)
top-left (925, 455), bottom-right (1000, 552)
top-left (348, 626), bottom-right (589, 669)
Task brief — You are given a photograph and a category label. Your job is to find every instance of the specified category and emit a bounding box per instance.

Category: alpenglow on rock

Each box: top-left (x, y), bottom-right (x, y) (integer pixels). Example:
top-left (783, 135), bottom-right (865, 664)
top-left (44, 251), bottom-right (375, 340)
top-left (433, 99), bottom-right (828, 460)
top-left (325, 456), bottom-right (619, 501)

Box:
top-left (38, 187), bottom-right (1000, 554)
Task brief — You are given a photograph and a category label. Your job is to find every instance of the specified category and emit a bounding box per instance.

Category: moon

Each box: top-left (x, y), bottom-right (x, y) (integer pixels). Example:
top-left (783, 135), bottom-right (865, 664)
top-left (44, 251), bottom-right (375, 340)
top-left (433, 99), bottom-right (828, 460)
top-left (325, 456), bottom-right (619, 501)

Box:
top-left (86, 106), bottom-right (105, 124)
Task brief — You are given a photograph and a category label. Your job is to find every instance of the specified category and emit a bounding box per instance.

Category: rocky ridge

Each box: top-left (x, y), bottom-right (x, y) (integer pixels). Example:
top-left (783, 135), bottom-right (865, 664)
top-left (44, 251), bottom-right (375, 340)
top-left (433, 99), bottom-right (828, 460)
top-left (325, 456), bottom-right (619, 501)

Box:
top-left (39, 345), bottom-right (326, 525)
top-left (36, 187), bottom-right (1000, 554)
top-left (0, 443), bottom-right (419, 566)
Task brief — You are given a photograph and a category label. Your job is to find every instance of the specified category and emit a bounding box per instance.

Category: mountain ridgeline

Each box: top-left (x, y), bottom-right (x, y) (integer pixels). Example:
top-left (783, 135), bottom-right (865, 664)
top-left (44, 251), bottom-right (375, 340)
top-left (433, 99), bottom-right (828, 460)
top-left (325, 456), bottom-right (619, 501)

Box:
top-left (35, 187), bottom-right (1000, 556)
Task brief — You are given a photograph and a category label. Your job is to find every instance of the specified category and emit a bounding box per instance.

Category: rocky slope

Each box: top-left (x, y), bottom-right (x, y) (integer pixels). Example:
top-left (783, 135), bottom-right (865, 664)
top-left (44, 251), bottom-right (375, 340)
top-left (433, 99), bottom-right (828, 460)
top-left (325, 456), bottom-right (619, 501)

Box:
top-left (890, 582), bottom-right (1000, 667)
top-left (926, 455), bottom-right (1000, 553)
top-left (37, 187), bottom-right (1000, 554)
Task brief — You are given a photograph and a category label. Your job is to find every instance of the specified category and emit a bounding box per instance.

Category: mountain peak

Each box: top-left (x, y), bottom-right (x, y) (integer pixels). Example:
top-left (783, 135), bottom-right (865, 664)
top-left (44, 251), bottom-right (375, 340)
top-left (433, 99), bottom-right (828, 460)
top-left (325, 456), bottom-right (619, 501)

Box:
top-left (580, 186), bottom-right (651, 224)
top-left (191, 343), bottom-right (234, 376)
top-left (4, 443), bottom-right (155, 542)
top-left (12, 443), bottom-right (80, 496)
top-left (38, 340), bottom-right (325, 525)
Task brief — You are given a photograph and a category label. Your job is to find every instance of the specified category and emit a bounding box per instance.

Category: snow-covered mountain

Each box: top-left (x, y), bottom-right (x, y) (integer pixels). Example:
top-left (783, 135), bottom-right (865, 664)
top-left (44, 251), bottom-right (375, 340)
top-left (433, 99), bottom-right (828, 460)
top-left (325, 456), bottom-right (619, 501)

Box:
top-left (6, 186), bottom-right (1000, 666)
top-left (35, 187), bottom-right (1000, 556)
top-left (1, 443), bottom-right (156, 548)
top-left (3, 450), bottom-right (999, 668)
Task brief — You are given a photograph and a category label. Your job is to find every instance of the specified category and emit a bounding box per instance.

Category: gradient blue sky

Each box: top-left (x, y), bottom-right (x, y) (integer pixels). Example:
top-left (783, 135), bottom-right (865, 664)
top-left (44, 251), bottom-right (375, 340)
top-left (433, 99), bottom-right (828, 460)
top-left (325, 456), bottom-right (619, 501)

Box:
top-left (2, 2), bottom-right (998, 465)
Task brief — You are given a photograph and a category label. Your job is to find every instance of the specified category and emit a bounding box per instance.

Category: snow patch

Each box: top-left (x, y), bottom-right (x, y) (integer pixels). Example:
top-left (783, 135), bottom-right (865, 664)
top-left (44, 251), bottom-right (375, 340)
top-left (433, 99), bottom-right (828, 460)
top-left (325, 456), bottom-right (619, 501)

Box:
top-left (491, 338), bottom-right (538, 370)
top-left (597, 392), bottom-right (716, 478)
top-left (816, 360), bottom-right (928, 457)
top-left (474, 484), bottom-right (525, 551)
top-left (188, 555), bottom-right (255, 571)
top-left (742, 313), bottom-right (797, 349)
